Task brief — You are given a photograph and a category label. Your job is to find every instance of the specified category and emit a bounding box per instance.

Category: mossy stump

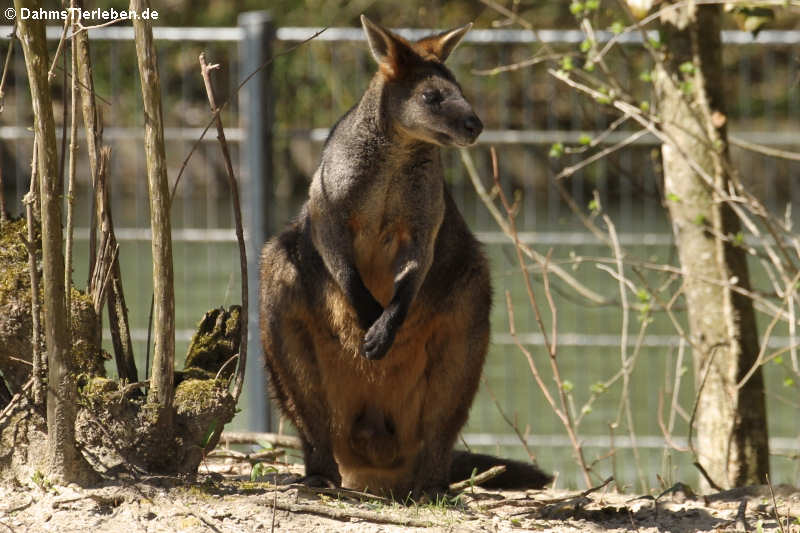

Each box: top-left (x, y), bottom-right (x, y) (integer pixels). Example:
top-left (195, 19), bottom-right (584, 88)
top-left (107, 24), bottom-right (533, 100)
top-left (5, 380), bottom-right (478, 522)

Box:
top-left (1, 219), bottom-right (242, 480)
top-left (74, 306), bottom-right (242, 475)
top-left (0, 218), bottom-right (106, 399)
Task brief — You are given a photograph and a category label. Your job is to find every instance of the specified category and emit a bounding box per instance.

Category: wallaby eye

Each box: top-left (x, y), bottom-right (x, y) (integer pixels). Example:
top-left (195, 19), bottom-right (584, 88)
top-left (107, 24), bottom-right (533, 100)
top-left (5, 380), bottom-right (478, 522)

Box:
top-left (421, 90), bottom-right (443, 105)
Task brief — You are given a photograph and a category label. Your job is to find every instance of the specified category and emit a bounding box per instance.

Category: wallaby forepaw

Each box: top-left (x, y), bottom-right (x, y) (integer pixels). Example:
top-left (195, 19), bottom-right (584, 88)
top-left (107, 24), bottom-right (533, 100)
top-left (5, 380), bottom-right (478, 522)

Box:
top-left (362, 313), bottom-right (397, 360)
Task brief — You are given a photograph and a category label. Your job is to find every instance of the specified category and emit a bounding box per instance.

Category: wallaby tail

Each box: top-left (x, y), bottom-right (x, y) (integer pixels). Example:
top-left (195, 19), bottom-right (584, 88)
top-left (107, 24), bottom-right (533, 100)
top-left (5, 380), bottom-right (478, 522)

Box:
top-left (450, 451), bottom-right (552, 490)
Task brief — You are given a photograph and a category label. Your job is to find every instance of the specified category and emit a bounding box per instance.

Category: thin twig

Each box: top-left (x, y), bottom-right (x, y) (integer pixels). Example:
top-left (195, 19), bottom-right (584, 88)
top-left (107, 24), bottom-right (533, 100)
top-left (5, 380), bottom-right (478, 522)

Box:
top-left (0, 378), bottom-right (33, 428)
top-left (295, 485), bottom-right (393, 504)
top-left (0, 23), bottom-right (16, 114)
top-left (730, 136), bottom-right (800, 162)
top-left (472, 52), bottom-right (563, 76)
top-left (145, 293), bottom-right (154, 382)
top-left (490, 147), bottom-right (592, 488)
top-left (480, 376), bottom-right (538, 463)
top-left (737, 271), bottom-right (800, 389)
top-left (270, 480), bottom-right (277, 533)
top-left (449, 465), bottom-right (507, 492)
top-left (214, 353), bottom-right (239, 381)
top-left (172, 28), bottom-right (328, 204)
top-left (51, 63), bottom-right (111, 106)
top-left (460, 148), bottom-right (614, 307)
top-left (47, 14), bottom-right (70, 81)
top-left (555, 129), bottom-right (648, 180)
top-left (65, 2), bottom-right (79, 329)
top-left (603, 211), bottom-right (648, 493)
top-left (0, 165), bottom-right (6, 227)
top-left (0, 23), bottom-right (13, 221)
top-left (24, 138), bottom-right (44, 405)
top-left (272, 500), bottom-right (432, 528)
top-left (220, 431), bottom-right (302, 449)
top-left (766, 473), bottom-right (788, 533)
top-left (198, 52), bottom-right (248, 402)
top-left (206, 448), bottom-right (285, 463)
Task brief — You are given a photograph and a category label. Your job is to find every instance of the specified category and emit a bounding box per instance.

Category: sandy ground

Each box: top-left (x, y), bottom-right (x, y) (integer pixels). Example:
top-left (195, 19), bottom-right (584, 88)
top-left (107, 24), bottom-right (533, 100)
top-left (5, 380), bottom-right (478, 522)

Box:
top-left (2, 459), bottom-right (799, 533)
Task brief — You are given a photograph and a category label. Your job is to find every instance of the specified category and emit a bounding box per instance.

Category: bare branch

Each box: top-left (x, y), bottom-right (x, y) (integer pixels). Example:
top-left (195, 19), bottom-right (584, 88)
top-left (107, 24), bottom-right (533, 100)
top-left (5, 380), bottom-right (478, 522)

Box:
top-left (198, 52), bottom-right (248, 402)
top-left (172, 27), bottom-right (328, 204)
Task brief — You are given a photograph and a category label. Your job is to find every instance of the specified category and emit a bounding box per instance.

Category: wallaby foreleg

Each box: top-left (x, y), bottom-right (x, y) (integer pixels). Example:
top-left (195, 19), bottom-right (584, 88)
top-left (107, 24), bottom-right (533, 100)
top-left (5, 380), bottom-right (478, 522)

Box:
top-left (363, 233), bottom-right (436, 360)
top-left (309, 197), bottom-right (384, 332)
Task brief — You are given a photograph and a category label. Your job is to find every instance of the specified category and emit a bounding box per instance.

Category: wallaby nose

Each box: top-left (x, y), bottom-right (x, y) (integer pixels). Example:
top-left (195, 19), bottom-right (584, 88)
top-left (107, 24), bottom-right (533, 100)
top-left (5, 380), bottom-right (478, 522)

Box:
top-left (464, 115), bottom-right (483, 138)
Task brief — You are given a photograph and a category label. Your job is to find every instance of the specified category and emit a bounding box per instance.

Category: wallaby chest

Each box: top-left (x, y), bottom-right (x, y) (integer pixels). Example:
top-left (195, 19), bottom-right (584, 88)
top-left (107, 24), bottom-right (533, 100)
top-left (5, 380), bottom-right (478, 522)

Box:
top-left (345, 157), bottom-right (444, 306)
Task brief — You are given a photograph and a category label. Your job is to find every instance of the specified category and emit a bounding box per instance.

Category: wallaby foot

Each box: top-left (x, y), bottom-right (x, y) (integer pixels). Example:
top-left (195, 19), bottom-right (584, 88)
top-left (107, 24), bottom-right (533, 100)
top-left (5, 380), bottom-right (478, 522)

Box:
top-left (298, 474), bottom-right (338, 489)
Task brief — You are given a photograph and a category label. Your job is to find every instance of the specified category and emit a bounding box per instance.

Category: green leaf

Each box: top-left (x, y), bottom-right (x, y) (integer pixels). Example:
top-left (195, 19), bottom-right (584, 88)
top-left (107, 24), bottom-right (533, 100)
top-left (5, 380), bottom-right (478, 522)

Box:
top-left (561, 56), bottom-right (575, 71)
top-left (783, 377), bottom-right (795, 387)
top-left (679, 61), bottom-right (695, 75)
top-left (666, 192), bottom-right (681, 203)
top-left (637, 288), bottom-right (650, 302)
top-left (610, 20), bottom-right (625, 35)
top-left (250, 462), bottom-right (278, 481)
top-left (590, 381), bottom-right (607, 394)
top-left (693, 213), bottom-right (707, 226)
top-left (580, 39), bottom-right (593, 53)
top-left (569, 1), bottom-right (585, 15)
top-left (549, 142), bottom-right (565, 159)
top-left (648, 37), bottom-right (661, 50)
top-left (640, 100), bottom-right (650, 113)
top-left (680, 81), bottom-right (694, 95)
top-left (201, 419), bottom-right (218, 448)
top-left (588, 198), bottom-right (599, 213)
top-left (583, 61), bottom-right (595, 72)
top-left (773, 356), bottom-right (784, 365)
top-left (579, 133), bottom-right (592, 146)
top-left (596, 94), bottom-right (611, 105)
top-left (585, 0), bottom-right (600, 11)
top-left (562, 380), bottom-right (574, 393)
top-left (639, 70), bottom-right (652, 83)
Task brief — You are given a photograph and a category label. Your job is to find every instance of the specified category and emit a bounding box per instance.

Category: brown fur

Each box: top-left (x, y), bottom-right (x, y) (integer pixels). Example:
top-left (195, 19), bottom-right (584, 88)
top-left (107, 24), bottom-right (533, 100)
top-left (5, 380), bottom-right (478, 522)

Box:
top-left (260, 16), bottom-right (549, 498)
top-left (261, 196), bottom-right (490, 496)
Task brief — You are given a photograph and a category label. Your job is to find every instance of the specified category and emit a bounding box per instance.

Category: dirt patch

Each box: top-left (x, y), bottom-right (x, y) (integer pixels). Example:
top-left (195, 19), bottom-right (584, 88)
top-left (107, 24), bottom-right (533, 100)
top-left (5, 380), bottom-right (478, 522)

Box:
top-left (2, 459), bottom-right (798, 532)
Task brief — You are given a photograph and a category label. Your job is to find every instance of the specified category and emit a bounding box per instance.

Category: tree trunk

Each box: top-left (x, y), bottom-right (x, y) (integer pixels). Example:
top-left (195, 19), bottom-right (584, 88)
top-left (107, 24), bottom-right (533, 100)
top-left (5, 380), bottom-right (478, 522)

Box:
top-left (131, 0), bottom-right (175, 411)
top-left (654, 3), bottom-right (769, 489)
top-left (13, 0), bottom-right (91, 484)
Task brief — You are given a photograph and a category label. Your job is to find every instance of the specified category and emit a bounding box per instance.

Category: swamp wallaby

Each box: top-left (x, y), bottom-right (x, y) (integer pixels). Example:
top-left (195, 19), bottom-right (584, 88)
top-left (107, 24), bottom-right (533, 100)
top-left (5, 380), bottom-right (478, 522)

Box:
top-left (260, 15), bottom-right (551, 498)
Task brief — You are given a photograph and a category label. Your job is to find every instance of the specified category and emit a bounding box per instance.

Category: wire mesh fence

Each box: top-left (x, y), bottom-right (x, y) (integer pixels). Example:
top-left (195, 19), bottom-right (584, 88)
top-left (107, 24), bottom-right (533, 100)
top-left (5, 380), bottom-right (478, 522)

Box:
top-left (1, 19), bottom-right (798, 488)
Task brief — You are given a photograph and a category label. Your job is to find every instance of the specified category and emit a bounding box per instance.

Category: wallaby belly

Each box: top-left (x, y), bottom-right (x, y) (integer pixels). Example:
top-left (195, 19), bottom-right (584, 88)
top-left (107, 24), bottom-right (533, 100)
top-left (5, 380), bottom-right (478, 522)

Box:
top-left (314, 284), bottom-right (439, 493)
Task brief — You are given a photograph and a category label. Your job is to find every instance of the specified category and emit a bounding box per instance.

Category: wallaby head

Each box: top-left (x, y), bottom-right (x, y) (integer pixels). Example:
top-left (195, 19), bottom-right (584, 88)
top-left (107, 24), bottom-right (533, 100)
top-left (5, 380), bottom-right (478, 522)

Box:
top-left (360, 15), bottom-right (483, 147)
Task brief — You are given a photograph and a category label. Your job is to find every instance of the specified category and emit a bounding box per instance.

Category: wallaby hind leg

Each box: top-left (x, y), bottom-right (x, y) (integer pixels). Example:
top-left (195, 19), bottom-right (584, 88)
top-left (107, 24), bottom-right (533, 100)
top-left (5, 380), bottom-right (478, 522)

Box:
top-left (260, 228), bottom-right (340, 486)
top-left (412, 267), bottom-right (491, 497)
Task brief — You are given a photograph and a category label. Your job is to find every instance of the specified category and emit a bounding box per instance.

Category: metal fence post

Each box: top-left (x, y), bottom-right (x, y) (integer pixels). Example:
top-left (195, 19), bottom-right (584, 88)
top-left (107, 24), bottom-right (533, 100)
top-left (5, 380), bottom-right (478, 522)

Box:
top-left (238, 11), bottom-right (275, 433)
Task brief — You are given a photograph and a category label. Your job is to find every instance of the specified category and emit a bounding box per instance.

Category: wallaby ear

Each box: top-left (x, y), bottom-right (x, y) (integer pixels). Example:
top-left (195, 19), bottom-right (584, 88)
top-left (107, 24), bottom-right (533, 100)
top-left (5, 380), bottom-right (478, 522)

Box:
top-left (416, 22), bottom-right (473, 62)
top-left (361, 15), bottom-right (414, 79)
